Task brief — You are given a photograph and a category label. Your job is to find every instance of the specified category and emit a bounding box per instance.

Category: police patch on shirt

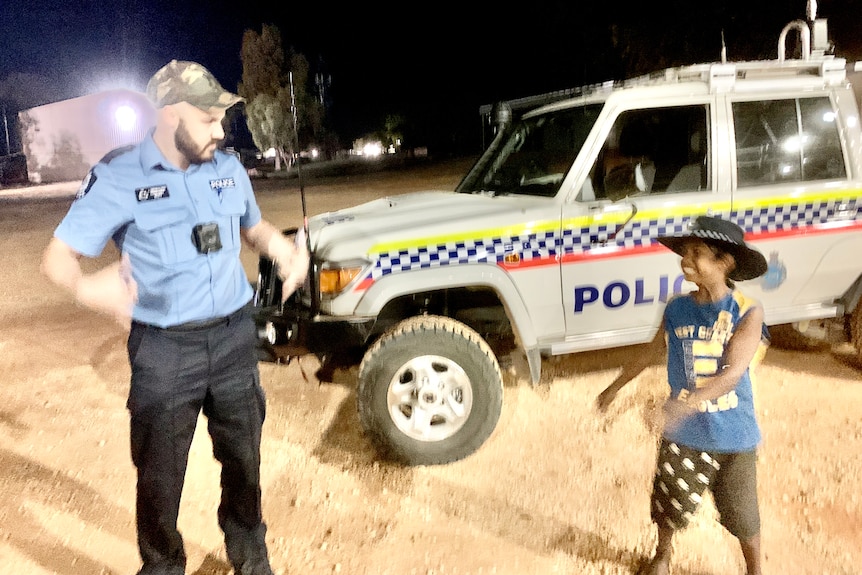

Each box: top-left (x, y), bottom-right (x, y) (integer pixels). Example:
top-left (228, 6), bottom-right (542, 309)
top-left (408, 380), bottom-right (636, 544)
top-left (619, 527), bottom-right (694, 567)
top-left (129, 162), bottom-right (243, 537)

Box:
top-left (135, 185), bottom-right (170, 202)
top-left (210, 177), bottom-right (236, 190)
top-left (210, 177), bottom-right (236, 200)
top-left (76, 170), bottom-right (97, 200)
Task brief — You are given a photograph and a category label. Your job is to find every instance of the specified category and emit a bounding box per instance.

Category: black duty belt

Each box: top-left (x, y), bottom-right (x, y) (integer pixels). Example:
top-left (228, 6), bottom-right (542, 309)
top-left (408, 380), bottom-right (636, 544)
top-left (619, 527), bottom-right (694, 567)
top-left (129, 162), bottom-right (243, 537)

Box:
top-left (163, 316), bottom-right (230, 331)
top-left (134, 304), bottom-right (249, 333)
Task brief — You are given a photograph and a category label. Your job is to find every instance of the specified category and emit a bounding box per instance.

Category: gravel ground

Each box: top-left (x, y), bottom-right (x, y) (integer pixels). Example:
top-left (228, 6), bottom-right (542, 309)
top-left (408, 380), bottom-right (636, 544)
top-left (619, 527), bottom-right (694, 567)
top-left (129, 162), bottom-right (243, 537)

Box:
top-left (0, 157), bottom-right (860, 574)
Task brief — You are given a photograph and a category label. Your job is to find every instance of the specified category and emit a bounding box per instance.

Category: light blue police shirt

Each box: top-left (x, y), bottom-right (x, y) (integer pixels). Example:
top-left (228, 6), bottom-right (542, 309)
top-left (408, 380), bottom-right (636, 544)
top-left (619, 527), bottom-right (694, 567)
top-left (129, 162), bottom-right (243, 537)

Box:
top-left (54, 130), bottom-right (262, 327)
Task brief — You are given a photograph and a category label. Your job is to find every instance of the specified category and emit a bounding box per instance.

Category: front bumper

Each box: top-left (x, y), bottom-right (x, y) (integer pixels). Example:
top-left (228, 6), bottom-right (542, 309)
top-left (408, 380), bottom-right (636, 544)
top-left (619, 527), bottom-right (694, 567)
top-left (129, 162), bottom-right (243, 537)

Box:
top-left (253, 302), bottom-right (376, 363)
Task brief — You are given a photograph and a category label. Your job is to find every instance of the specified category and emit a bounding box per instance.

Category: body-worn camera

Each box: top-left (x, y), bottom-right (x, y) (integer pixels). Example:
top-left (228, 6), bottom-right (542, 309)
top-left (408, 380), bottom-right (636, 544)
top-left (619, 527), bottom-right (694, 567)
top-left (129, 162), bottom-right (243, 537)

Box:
top-left (192, 222), bottom-right (222, 254)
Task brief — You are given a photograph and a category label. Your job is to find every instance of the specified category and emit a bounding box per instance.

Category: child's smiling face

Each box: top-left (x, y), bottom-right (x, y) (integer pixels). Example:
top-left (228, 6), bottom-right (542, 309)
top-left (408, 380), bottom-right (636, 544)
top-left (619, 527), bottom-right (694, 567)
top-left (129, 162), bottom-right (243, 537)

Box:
top-left (678, 239), bottom-right (736, 286)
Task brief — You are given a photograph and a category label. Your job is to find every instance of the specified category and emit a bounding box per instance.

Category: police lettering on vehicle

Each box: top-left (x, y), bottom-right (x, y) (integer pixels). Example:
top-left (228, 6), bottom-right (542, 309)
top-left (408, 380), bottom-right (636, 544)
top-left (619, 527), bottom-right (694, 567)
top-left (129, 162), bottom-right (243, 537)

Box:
top-left (135, 185), bottom-right (170, 202)
top-left (573, 274), bottom-right (687, 313)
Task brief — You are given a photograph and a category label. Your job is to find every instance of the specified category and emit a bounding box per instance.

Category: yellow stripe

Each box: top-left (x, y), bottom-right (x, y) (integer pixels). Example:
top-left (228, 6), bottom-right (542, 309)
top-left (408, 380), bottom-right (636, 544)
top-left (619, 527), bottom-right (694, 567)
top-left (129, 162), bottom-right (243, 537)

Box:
top-left (372, 220), bottom-right (559, 253)
top-left (732, 187), bottom-right (862, 210)
top-left (369, 187), bottom-right (862, 254)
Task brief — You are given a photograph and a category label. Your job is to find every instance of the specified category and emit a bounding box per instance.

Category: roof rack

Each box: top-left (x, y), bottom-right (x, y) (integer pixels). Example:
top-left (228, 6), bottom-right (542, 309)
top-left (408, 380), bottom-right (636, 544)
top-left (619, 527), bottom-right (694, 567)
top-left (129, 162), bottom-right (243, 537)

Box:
top-left (477, 84), bottom-right (611, 117)
top-left (479, 14), bottom-right (846, 116)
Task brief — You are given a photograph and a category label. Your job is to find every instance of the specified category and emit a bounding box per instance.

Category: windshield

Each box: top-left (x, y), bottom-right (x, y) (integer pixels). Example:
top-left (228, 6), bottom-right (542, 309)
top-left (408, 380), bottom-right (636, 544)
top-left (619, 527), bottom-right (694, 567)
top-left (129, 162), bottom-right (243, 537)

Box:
top-left (458, 104), bottom-right (603, 197)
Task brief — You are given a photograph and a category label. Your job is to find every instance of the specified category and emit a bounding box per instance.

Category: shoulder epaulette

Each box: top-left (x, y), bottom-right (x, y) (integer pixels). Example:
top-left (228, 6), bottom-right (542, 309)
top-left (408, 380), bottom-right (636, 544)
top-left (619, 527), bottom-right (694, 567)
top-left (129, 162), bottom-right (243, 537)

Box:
top-left (99, 145), bottom-right (136, 165)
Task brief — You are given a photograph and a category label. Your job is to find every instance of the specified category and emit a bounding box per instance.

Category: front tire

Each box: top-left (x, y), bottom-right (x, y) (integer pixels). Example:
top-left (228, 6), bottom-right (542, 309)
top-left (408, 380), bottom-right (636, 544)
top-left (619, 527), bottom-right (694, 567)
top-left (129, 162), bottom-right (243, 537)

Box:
top-left (357, 315), bottom-right (503, 465)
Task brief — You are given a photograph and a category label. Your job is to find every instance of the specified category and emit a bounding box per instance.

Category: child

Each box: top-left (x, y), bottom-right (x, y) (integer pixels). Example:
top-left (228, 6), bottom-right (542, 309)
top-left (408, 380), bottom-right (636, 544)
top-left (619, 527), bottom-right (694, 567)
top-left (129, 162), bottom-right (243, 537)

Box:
top-left (597, 215), bottom-right (769, 575)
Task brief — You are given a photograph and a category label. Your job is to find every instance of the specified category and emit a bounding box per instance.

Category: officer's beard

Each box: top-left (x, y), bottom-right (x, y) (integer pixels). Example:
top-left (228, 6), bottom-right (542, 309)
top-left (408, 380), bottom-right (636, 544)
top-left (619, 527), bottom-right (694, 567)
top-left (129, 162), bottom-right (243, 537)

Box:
top-left (175, 119), bottom-right (218, 165)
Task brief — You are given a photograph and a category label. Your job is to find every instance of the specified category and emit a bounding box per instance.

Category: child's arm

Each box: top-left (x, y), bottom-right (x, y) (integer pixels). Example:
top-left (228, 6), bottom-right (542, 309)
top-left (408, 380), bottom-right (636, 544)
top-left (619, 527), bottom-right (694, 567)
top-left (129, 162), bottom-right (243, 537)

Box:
top-left (596, 325), bottom-right (666, 411)
top-left (664, 304), bottom-right (765, 427)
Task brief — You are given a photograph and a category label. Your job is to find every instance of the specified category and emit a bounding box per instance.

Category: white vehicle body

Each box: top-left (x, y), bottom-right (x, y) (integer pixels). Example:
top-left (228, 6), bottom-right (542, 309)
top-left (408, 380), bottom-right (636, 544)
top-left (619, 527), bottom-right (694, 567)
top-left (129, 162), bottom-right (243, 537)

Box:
top-left (256, 16), bottom-right (862, 464)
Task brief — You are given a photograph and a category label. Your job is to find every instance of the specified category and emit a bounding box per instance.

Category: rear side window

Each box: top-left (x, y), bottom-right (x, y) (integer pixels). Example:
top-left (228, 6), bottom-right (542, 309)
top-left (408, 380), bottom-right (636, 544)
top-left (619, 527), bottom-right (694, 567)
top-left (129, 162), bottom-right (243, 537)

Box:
top-left (733, 97), bottom-right (846, 187)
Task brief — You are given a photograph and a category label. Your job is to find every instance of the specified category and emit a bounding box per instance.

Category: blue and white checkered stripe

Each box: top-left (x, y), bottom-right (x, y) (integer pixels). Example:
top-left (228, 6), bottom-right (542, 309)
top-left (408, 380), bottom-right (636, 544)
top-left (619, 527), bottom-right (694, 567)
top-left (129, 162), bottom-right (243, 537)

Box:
top-left (736, 198), bottom-right (859, 231)
top-left (367, 197), bottom-right (861, 279)
top-left (562, 216), bottom-right (690, 252)
top-left (371, 231), bottom-right (557, 279)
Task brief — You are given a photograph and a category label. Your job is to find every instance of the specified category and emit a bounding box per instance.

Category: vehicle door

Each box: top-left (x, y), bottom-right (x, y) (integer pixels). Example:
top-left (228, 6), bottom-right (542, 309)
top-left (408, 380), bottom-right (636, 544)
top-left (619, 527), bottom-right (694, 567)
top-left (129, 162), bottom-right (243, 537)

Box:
top-left (725, 91), bottom-right (862, 324)
top-left (557, 97), bottom-right (726, 353)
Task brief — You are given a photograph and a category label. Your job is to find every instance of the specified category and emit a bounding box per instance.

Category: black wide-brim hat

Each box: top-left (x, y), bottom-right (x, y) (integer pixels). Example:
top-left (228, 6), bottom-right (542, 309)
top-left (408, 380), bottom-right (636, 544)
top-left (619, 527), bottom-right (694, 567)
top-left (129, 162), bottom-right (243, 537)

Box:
top-left (657, 216), bottom-right (768, 281)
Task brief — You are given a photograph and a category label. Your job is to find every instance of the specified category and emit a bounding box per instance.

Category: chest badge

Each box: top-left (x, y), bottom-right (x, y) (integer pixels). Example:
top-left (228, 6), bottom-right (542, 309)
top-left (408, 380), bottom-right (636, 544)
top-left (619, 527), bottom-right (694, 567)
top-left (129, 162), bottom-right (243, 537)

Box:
top-left (135, 185), bottom-right (170, 202)
top-left (210, 177), bottom-right (236, 201)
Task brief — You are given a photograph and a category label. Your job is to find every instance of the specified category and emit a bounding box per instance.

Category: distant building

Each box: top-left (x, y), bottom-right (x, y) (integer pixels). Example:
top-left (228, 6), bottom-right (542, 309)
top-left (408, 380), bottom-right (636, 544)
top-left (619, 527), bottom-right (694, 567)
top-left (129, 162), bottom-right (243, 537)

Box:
top-left (19, 89), bottom-right (155, 184)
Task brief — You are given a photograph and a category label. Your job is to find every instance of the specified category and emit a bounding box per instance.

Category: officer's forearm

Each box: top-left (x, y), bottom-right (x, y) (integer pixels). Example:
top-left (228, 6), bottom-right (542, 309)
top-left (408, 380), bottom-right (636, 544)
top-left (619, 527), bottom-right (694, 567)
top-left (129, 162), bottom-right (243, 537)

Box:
top-left (242, 220), bottom-right (296, 262)
top-left (242, 220), bottom-right (278, 256)
top-left (41, 237), bottom-right (85, 297)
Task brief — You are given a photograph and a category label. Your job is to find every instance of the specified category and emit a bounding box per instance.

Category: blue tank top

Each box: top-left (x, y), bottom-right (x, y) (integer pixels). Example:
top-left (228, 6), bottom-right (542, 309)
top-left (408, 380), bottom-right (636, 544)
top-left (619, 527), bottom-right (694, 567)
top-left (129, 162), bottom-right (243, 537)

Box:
top-left (662, 289), bottom-right (765, 453)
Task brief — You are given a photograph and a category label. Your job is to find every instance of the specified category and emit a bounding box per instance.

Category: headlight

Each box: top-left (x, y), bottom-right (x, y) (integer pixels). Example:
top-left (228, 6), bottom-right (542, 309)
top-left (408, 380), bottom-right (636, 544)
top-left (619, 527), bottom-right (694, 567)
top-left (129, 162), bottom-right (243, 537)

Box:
top-left (319, 260), bottom-right (367, 296)
top-left (264, 322), bottom-right (277, 345)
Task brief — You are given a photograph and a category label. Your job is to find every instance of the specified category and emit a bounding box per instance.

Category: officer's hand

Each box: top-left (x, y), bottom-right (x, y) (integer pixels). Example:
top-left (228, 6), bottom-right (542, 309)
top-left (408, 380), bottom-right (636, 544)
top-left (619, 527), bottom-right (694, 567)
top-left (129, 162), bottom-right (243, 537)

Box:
top-left (277, 243), bottom-right (310, 302)
top-left (75, 255), bottom-right (138, 329)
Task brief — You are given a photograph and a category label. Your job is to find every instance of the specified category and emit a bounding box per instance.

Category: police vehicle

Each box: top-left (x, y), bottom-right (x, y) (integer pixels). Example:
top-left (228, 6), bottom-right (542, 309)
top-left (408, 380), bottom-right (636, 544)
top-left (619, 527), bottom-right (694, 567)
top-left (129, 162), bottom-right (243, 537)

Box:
top-left (255, 12), bottom-right (862, 465)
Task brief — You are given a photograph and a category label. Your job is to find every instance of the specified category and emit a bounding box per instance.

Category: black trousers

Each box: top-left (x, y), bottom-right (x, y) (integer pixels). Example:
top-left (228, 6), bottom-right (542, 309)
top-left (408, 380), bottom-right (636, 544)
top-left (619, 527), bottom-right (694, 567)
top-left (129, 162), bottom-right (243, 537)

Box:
top-left (127, 304), bottom-right (269, 575)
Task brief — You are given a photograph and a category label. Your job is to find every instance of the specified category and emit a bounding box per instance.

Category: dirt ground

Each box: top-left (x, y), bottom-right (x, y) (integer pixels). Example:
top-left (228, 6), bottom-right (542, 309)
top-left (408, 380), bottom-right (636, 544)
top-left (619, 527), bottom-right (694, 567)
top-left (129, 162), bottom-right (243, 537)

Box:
top-left (1, 157), bottom-right (860, 575)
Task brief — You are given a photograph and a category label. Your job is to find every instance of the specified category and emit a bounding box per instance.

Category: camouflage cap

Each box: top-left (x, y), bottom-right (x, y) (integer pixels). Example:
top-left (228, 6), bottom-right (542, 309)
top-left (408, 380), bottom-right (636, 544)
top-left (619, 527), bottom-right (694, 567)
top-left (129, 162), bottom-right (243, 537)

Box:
top-left (146, 60), bottom-right (243, 110)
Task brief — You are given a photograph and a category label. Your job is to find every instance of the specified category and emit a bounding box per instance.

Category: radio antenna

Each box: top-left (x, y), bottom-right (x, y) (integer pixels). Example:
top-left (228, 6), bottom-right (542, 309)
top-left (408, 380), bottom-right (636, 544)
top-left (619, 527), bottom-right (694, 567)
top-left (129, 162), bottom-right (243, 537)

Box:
top-left (288, 71), bottom-right (310, 245)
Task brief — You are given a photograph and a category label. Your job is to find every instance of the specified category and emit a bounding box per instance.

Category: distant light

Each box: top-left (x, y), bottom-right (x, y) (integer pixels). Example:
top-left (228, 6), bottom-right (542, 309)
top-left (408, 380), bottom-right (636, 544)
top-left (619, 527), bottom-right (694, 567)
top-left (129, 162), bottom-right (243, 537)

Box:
top-left (263, 147), bottom-right (277, 159)
top-left (310, 148), bottom-right (319, 158)
top-left (362, 142), bottom-right (383, 157)
top-left (114, 105), bottom-right (137, 131)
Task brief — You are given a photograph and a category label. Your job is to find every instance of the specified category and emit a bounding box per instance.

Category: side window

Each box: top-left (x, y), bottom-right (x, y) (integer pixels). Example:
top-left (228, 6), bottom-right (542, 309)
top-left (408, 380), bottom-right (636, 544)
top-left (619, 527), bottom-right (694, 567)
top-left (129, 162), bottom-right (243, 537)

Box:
top-left (580, 105), bottom-right (709, 201)
top-left (733, 97), bottom-right (845, 187)
top-left (480, 105), bottom-right (601, 198)
top-left (514, 115), bottom-right (578, 194)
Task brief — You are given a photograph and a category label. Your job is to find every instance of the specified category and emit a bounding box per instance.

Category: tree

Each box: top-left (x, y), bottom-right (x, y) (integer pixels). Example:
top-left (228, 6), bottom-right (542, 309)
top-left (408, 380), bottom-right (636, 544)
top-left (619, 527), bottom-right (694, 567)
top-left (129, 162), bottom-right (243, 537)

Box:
top-left (244, 89), bottom-right (293, 170)
top-left (239, 24), bottom-right (285, 99)
top-left (371, 114), bottom-right (404, 154)
top-left (239, 24), bottom-right (326, 169)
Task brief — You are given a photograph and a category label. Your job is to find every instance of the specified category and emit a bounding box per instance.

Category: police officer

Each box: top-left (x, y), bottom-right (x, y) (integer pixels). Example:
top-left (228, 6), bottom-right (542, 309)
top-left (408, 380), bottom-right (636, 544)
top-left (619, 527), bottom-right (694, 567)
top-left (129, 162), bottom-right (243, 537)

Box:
top-left (41, 60), bottom-right (308, 575)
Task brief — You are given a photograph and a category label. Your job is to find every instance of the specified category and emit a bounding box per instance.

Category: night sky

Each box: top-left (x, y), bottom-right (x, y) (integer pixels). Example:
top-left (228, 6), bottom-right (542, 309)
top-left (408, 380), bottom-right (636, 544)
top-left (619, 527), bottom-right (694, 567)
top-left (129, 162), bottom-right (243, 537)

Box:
top-left (1, 1), bottom-right (861, 153)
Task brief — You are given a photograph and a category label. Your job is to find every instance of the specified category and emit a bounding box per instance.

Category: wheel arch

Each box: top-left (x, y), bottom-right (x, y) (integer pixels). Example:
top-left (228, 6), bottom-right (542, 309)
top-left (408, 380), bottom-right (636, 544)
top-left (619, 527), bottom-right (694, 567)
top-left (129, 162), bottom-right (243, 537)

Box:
top-left (355, 265), bottom-right (538, 345)
top-left (839, 274), bottom-right (862, 316)
top-left (353, 265), bottom-right (543, 381)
